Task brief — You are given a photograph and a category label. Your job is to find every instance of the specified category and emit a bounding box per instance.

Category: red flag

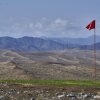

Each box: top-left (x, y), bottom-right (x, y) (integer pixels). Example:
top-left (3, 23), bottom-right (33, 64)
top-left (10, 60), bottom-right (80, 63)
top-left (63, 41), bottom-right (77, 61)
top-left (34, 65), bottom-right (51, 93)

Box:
top-left (86, 20), bottom-right (95, 30)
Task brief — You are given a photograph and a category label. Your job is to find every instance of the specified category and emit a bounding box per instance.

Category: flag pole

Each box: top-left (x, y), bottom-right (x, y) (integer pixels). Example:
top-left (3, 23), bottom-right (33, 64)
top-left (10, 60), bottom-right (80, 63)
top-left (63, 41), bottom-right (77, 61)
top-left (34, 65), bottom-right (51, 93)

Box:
top-left (93, 26), bottom-right (96, 80)
top-left (86, 20), bottom-right (96, 80)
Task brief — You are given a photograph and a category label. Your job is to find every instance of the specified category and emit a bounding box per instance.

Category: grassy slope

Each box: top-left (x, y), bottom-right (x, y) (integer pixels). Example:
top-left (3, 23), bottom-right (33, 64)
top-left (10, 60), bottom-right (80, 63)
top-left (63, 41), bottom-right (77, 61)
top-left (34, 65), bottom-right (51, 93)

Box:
top-left (0, 80), bottom-right (100, 87)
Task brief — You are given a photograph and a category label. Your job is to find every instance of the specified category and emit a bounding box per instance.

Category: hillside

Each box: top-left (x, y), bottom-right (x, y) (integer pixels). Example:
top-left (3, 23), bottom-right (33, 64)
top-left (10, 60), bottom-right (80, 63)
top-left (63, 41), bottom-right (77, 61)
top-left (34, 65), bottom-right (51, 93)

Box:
top-left (0, 49), bottom-right (100, 80)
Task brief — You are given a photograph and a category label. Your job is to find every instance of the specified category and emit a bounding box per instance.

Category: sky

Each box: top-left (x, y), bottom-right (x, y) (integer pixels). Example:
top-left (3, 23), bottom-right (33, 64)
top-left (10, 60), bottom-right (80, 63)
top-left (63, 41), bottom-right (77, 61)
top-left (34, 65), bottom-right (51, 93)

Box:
top-left (0, 0), bottom-right (100, 38)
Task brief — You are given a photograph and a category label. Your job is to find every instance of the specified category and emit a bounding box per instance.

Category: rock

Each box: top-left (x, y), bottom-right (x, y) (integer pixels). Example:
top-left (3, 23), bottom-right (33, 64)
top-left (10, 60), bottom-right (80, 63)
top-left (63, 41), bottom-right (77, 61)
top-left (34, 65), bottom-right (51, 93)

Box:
top-left (66, 93), bottom-right (76, 98)
top-left (30, 97), bottom-right (35, 100)
top-left (57, 94), bottom-right (65, 99)
top-left (94, 95), bottom-right (100, 99)
top-left (0, 96), bottom-right (5, 100)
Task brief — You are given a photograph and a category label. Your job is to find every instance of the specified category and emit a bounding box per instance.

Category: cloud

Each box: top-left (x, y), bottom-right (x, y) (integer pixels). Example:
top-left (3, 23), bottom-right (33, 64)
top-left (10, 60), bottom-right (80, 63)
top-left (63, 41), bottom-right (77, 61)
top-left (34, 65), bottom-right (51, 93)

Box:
top-left (34, 22), bottom-right (43, 29)
top-left (0, 17), bottom-right (84, 37)
top-left (46, 18), bottom-right (67, 32)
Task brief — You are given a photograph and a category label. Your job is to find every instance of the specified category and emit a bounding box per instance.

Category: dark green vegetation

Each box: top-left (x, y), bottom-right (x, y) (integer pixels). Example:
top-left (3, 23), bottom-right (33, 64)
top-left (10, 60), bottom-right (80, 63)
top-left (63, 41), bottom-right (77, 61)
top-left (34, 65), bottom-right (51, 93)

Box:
top-left (0, 80), bottom-right (100, 87)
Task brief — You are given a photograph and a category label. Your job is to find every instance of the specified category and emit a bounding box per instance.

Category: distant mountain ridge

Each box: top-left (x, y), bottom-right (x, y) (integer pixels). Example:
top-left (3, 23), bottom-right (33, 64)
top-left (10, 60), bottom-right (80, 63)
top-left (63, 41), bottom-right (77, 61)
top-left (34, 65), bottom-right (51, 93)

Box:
top-left (0, 36), bottom-right (69, 51)
top-left (46, 35), bottom-right (100, 45)
top-left (0, 36), bottom-right (100, 51)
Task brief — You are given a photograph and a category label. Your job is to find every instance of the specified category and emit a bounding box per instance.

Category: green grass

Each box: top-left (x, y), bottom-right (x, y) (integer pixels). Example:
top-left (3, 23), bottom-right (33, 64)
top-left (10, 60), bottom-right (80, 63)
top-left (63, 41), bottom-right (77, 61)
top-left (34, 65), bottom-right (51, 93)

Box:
top-left (0, 80), bottom-right (100, 87)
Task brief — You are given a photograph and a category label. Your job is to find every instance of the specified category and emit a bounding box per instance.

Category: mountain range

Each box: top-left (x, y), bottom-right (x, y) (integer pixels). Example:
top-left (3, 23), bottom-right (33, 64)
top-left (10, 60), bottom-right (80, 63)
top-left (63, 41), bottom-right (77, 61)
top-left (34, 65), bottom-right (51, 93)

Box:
top-left (0, 36), bottom-right (100, 52)
top-left (46, 35), bottom-right (100, 45)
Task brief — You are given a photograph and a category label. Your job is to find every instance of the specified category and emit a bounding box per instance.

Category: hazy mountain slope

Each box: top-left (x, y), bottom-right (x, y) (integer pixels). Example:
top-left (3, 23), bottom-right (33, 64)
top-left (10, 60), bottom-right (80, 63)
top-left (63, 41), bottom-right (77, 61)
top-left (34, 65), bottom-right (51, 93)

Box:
top-left (0, 36), bottom-right (69, 51)
top-left (46, 35), bottom-right (100, 45)
top-left (80, 42), bottom-right (100, 50)
top-left (0, 36), bottom-right (81, 51)
top-left (0, 36), bottom-right (100, 51)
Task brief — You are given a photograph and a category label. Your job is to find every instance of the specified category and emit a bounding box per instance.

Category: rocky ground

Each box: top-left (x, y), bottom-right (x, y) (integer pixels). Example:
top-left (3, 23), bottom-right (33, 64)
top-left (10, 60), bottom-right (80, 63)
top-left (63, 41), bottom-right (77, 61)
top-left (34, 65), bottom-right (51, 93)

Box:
top-left (0, 83), bottom-right (99, 100)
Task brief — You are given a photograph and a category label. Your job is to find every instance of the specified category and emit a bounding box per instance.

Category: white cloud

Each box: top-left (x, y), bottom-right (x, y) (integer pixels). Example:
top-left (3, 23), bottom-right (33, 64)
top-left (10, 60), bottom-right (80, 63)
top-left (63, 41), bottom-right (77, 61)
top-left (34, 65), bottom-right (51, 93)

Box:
top-left (29, 23), bottom-right (34, 29)
top-left (47, 18), bottom-right (67, 31)
top-left (0, 17), bottom-right (87, 38)
top-left (35, 22), bottom-right (43, 29)
top-left (54, 18), bottom-right (67, 26)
